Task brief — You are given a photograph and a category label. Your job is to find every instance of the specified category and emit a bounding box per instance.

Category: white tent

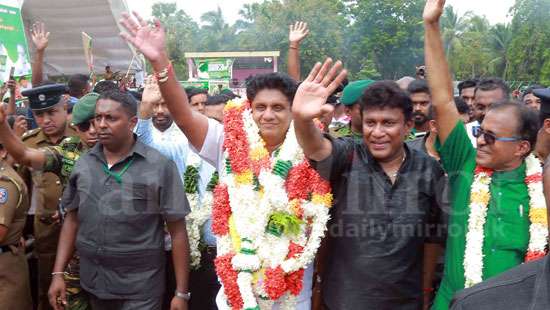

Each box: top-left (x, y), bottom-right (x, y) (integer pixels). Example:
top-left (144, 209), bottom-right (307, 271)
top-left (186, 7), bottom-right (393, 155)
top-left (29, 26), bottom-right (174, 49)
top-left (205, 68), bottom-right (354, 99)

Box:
top-left (20, 0), bottom-right (143, 77)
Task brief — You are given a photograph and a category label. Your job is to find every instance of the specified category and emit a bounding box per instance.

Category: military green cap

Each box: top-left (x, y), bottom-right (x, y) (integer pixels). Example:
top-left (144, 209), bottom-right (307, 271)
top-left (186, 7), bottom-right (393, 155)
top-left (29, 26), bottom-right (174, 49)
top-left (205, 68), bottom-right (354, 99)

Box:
top-left (341, 80), bottom-right (375, 106)
top-left (72, 92), bottom-right (100, 125)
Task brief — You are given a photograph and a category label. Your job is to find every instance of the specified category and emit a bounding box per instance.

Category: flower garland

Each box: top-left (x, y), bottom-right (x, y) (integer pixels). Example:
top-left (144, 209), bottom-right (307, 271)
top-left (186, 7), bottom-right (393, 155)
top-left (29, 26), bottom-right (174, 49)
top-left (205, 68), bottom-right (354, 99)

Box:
top-left (183, 151), bottom-right (219, 269)
top-left (463, 154), bottom-right (548, 288)
top-left (213, 99), bottom-right (332, 309)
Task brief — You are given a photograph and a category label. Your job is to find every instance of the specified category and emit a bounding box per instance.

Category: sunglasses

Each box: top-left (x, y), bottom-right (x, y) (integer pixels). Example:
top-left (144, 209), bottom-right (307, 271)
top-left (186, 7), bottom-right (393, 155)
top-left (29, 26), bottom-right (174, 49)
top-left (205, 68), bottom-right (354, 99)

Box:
top-left (76, 121), bottom-right (92, 132)
top-left (472, 126), bottom-right (520, 145)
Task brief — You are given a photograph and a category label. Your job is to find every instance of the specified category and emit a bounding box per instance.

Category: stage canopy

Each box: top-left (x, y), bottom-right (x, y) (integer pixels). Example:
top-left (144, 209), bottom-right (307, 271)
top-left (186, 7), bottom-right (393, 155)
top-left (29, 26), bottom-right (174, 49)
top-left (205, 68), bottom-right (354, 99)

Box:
top-left (18, 0), bottom-right (143, 77)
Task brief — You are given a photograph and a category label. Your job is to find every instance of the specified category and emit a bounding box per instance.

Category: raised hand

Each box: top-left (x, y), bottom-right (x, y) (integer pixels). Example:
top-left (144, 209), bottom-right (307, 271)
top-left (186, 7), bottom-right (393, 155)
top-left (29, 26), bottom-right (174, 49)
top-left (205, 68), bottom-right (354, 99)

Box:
top-left (13, 116), bottom-right (28, 137)
top-left (289, 21), bottom-right (310, 45)
top-left (293, 58), bottom-right (347, 121)
top-left (31, 22), bottom-right (50, 51)
top-left (423, 0), bottom-right (446, 24)
top-left (142, 75), bottom-right (163, 104)
top-left (6, 79), bottom-right (16, 95)
top-left (119, 12), bottom-right (167, 64)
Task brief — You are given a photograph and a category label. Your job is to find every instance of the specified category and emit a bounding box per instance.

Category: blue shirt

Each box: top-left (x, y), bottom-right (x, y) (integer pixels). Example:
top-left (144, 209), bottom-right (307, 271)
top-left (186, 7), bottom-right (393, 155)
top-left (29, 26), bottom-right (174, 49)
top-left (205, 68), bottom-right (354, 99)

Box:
top-left (135, 118), bottom-right (217, 245)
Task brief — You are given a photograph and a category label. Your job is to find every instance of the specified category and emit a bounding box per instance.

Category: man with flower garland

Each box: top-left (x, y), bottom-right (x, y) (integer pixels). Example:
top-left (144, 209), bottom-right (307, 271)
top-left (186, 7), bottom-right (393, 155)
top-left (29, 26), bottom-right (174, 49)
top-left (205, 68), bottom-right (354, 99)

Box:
top-left (422, 1), bottom-right (547, 309)
top-left (136, 76), bottom-right (219, 310)
top-left (448, 88), bottom-right (550, 310)
top-left (119, 12), bottom-right (344, 309)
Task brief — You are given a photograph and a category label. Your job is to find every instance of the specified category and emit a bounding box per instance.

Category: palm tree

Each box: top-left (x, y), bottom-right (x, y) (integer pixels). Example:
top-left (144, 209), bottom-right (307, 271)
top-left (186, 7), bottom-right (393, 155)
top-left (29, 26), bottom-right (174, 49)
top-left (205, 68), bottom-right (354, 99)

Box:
top-left (200, 7), bottom-right (236, 51)
top-left (440, 6), bottom-right (471, 58)
top-left (488, 24), bottom-right (513, 79)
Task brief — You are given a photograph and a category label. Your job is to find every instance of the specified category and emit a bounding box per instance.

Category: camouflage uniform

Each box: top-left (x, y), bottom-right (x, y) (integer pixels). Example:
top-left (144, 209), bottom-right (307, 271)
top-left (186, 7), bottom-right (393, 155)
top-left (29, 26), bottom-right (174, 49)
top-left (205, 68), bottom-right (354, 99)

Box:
top-left (329, 124), bottom-right (363, 142)
top-left (42, 136), bottom-right (89, 310)
top-left (20, 127), bottom-right (76, 310)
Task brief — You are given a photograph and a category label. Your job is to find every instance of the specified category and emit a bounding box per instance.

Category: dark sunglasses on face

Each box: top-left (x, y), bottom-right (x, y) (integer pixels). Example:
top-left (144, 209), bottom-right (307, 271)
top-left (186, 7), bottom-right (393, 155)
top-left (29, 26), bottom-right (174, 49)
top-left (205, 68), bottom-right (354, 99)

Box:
top-left (472, 126), bottom-right (520, 145)
top-left (76, 121), bottom-right (92, 132)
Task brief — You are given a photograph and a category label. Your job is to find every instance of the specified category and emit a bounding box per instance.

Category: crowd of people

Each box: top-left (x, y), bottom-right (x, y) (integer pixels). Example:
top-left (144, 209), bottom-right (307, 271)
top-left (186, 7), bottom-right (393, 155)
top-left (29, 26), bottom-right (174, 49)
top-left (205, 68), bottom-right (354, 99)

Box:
top-left (0, 0), bottom-right (549, 309)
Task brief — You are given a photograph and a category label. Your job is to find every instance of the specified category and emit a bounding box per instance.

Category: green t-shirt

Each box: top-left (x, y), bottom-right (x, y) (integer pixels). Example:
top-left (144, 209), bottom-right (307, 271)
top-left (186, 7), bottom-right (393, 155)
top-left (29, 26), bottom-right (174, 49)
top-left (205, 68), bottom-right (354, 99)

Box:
top-left (433, 121), bottom-right (530, 310)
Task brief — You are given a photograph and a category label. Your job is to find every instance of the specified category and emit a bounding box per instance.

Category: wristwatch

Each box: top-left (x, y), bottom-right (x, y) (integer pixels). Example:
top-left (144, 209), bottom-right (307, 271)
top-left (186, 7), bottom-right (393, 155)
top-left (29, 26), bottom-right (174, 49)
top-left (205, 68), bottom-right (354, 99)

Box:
top-left (175, 290), bottom-right (191, 301)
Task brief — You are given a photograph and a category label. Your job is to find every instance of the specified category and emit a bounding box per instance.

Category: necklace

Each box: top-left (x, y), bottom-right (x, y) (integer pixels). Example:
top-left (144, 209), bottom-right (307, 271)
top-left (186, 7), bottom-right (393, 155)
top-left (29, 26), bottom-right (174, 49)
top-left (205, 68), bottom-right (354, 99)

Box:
top-left (386, 152), bottom-right (407, 179)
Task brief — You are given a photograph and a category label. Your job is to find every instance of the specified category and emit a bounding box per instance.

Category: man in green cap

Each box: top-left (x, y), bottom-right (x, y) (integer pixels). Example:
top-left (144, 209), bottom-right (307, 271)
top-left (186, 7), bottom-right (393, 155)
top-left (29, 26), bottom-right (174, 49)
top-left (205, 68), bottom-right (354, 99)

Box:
top-left (331, 80), bottom-right (374, 141)
top-left (0, 92), bottom-right (100, 310)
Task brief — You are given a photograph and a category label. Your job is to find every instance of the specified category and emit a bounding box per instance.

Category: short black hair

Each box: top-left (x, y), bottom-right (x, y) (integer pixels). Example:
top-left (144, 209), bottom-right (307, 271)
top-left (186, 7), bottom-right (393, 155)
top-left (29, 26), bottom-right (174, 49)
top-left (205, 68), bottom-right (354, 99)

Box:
top-left (359, 81), bottom-right (413, 121)
top-left (68, 74), bottom-right (90, 97)
top-left (98, 90), bottom-right (137, 117)
top-left (475, 78), bottom-right (510, 99)
top-left (407, 79), bottom-right (430, 95)
top-left (458, 79), bottom-right (478, 94)
top-left (454, 96), bottom-right (470, 115)
top-left (185, 87), bottom-right (208, 101)
top-left (489, 101), bottom-right (539, 154)
top-left (523, 84), bottom-right (546, 99)
top-left (93, 80), bottom-right (118, 94)
top-left (206, 95), bottom-right (228, 106)
top-left (246, 72), bottom-right (297, 104)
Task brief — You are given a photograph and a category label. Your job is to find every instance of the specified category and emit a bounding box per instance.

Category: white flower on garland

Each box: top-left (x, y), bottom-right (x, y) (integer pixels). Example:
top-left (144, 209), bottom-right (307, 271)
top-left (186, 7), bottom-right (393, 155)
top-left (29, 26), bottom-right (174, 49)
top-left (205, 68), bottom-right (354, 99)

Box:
top-left (464, 154), bottom-right (548, 288)
top-left (184, 151), bottom-right (217, 269)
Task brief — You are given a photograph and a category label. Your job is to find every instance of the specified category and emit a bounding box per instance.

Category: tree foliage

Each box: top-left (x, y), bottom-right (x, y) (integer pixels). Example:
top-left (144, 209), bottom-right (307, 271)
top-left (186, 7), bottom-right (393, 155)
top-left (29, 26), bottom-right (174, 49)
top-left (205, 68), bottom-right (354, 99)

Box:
top-left (152, 0), bottom-right (549, 84)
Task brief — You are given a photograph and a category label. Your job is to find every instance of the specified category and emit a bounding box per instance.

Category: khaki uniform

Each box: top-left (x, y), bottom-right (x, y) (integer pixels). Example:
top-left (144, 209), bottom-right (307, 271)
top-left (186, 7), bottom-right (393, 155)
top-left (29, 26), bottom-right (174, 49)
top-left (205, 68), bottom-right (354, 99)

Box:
top-left (20, 126), bottom-right (77, 310)
top-left (0, 161), bottom-right (32, 310)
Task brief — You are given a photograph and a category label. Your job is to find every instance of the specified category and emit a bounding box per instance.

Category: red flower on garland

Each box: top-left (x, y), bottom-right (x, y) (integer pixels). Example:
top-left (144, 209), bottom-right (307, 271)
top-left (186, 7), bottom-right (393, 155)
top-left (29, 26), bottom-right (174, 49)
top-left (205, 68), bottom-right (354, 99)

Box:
top-left (215, 254), bottom-right (243, 309)
top-left (285, 269), bottom-right (305, 296)
top-left (286, 162), bottom-right (314, 200)
top-left (287, 242), bottom-right (304, 259)
top-left (525, 250), bottom-right (546, 262)
top-left (212, 184), bottom-right (231, 236)
top-left (264, 267), bottom-right (287, 300)
top-left (250, 156), bottom-right (271, 177)
top-left (525, 172), bottom-right (543, 184)
top-left (223, 104), bottom-right (250, 174)
top-left (474, 166), bottom-right (494, 176)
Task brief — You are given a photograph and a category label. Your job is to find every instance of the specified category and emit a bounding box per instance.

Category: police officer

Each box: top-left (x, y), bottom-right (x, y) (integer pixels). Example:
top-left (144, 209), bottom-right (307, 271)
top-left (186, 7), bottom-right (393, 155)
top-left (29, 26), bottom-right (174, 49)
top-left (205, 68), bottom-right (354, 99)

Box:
top-left (20, 84), bottom-right (77, 310)
top-left (0, 91), bottom-right (99, 310)
top-left (0, 142), bottom-right (32, 309)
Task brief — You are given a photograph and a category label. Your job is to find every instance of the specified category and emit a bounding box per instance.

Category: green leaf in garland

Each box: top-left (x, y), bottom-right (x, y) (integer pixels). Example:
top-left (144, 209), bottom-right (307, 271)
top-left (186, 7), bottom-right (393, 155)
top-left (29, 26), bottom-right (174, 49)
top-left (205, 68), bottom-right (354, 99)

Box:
top-left (183, 165), bottom-right (199, 193)
top-left (206, 171), bottom-right (219, 192)
top-left (266, 212), bottom-right (304, 237)
top-left (225, 158), bottom-right (232, 175)
top-left (272, 160), bottom-right (292, 179)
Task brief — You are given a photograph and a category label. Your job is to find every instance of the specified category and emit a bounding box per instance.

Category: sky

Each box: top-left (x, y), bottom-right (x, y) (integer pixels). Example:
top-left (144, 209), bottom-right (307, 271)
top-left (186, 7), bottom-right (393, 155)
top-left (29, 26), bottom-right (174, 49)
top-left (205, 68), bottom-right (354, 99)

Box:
top-left (127, 0), bottom-right (516, 25)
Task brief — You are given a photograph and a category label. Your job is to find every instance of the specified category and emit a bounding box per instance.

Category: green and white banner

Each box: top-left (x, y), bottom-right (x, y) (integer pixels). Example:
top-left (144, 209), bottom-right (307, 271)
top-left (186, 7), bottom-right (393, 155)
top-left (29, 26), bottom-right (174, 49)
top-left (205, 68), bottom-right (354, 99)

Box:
top-left (0, 1), bottom-right (31, 83)
top-left (197, 58), bottom-right (233, 80)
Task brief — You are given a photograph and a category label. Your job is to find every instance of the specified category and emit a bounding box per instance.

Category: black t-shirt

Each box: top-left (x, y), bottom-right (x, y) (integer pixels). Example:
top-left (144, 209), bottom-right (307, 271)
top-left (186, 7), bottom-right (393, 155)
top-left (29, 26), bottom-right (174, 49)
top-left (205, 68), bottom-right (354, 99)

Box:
top-left (312, 136), bottom-right (447, 310)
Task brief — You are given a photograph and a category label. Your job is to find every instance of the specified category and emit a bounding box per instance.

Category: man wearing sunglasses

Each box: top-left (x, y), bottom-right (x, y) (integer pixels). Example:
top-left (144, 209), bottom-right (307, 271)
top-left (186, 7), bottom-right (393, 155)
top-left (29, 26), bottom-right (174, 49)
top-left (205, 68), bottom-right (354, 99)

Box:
top-left (423, 1), bottom-right (543, 309)
top-left (0, 92), bottom-right (99, 310)
top-left (446, 92), bottom-right (550, 309)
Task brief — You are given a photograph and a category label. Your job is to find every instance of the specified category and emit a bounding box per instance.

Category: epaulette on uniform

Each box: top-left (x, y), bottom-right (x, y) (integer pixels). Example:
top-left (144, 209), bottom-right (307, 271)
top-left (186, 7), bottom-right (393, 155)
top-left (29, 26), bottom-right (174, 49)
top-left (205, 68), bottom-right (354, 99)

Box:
top-left (21, 128), bottom-right (41, 141)
top-left (61, 136), bottom-right (81, 145)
